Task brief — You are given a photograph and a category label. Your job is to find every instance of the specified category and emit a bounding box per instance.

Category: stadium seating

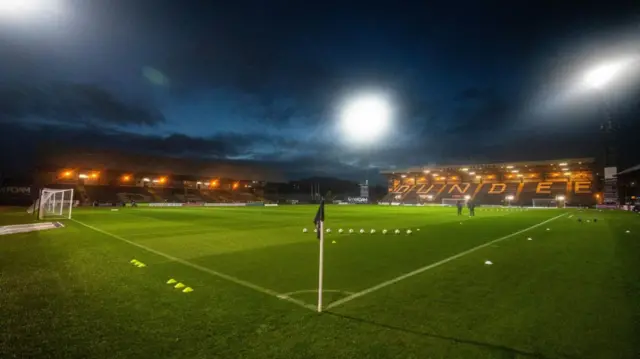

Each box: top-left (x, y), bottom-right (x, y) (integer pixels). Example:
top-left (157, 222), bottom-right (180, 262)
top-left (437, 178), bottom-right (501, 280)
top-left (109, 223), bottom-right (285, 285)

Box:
top-left (518, 181), bottom-right (567, 206)
top-left (465, 182), bottom-right (520, 205)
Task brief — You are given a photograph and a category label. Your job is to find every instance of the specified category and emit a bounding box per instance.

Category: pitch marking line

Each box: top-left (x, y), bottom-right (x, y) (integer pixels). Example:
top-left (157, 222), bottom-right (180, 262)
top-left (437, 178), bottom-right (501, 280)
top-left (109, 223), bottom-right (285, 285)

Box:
top-left (326, 212), bottom-right (568, 310)
top-left (71, 219), bottom-right (316, 312)
top-left (278, 289), bottom-right (355, 300)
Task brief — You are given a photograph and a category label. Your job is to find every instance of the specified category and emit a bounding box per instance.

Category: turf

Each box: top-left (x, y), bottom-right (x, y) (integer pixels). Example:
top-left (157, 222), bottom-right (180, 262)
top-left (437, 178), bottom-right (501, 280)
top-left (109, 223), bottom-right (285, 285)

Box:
top-left (1, 205), bottom-right (639, 359)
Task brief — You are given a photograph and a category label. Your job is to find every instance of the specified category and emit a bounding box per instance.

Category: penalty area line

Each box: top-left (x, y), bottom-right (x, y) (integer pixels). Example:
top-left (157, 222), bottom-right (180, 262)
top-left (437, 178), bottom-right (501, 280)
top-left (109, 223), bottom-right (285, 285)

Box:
top-left (326, 212), bottom-right (568, 310)
top-left (71, 219), bottom-right (316, 312)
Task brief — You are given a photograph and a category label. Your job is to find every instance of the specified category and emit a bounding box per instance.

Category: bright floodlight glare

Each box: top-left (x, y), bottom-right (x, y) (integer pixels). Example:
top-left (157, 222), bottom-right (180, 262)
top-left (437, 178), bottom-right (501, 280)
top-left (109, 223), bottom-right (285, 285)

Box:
top-left (0, 0), bottom-right (53, 16)
top-left (341, 94), bottom-right (391, 143)
top-left (584, 59), bottom-right (632, 89)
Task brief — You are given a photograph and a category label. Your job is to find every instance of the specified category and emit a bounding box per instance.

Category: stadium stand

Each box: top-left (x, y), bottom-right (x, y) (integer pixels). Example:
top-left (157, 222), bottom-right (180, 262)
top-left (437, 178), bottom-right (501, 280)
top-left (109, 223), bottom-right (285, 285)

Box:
top-left (381, 158), bottom-right (597, 207)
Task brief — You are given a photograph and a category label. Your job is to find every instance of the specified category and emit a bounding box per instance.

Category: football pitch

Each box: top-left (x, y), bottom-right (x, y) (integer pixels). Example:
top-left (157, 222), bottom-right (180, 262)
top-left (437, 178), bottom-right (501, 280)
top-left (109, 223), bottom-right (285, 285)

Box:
top-left (1, 205), bottom-right (639, 359)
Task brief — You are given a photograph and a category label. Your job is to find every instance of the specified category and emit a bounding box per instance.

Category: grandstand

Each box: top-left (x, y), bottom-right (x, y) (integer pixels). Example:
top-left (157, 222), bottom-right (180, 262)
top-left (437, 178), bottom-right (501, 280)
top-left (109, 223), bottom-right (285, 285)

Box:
top-left (380, 158), bottom-right (599, 207)
top-left (24, 151), bottom-right (281, 206)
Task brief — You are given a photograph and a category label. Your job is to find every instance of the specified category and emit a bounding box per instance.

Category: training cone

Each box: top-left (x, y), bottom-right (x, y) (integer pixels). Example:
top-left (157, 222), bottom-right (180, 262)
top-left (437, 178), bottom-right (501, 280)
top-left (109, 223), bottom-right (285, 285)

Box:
top-left (484, 260), bottom-right (493, 265)
top-left (527, 237), bottom-right (533, 241)
top-left (182, 287), bottom-right (194, 293)
top-left (130, 259), bottom-right (139, 264)
top-left (136, 262), bottom-right (146, 268)
top-left (175, 282), bottom-right (186, 289)
top-left (332, 240), bottom-right (336, 244)
top-left (167, 279), bottom-right (177, 284)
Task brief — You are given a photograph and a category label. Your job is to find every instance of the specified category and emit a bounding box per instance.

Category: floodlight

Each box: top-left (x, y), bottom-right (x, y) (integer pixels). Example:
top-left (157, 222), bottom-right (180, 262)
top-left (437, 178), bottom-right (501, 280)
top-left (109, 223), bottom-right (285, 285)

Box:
top-left (78, 174), bottom-right (88, 179)
top-left (556, 195), bottom-right (566, 201)
top-left (505, 195), bottom-right (514, 200)
top-left (341, 94), bottom-right (391, 143)
top-left (584, 59), bottom-right (633, 89)
top-left (464, 195), bottom-right (471, 200)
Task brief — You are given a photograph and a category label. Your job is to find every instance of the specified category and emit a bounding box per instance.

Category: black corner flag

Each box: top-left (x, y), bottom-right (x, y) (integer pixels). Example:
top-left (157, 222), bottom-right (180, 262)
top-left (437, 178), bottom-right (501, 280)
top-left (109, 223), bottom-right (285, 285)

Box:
top-left (313, 200), bottom-right (325, 239)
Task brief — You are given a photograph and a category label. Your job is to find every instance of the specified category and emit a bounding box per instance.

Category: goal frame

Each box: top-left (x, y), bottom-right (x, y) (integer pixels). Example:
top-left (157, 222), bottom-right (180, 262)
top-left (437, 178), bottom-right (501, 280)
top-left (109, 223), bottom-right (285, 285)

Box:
top-left (442, 198), bottom-right (466, 206)
top-left (532, 198), bottom-right (561, 208)
top-left (36, 188), bottom-right (75, 220)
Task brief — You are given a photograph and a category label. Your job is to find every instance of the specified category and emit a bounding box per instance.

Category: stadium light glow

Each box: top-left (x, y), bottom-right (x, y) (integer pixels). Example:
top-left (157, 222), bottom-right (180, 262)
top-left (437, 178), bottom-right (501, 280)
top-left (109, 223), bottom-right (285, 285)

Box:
top-left (464, 195), bottom-right (471, 200)
top-left (506, 165), bottom-right (514, 169)
top-left (426, 195), bottom-right (433, 200)
top-left (62, 170), bottom-right (72, 177)
top-left (583, 58), bottom-right (634, 89)
top-left (196, 181), bottom-right (202, 185)
top-left (90, 172), bottom-right (99, 179)
top-left (461, 168), bottom-right (469, 172)
top-left (423, 170), bottom-right (430, 174)
top-left (78, 174), bottom-right (88, 179)
top-left (559, 162), bottom-right (568, 166)
top-left (341, 94), bottom-right (391, 143)
top-left (505, 195), bottom-right (514, 201)
top-left (203, 182), bottom-right (210, 186)
top-left (469, 171), bottom-right (476, 175)
top-left (232, 182), bottom-right (239, 190)
top-left (564, 172), bottom-right (572, 176)
top-left (556, 195), bottom-right (566, 201)
top-left (475, 175), bottom-right (482, 179)
top-left (511, 170), bottom-right (519, 173)
top-left (142, 178), bottom-right (150, 182)
top-left (122, 175), bottom-right (131, 182)
top-left (401, 174), bottom-right (407, 178)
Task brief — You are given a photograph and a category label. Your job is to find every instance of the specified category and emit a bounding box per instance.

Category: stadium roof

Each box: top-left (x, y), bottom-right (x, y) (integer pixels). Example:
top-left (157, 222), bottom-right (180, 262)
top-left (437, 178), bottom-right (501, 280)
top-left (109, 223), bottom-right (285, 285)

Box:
top-left (38, 150), bottom-right (285, 182)
top-left (380, 158), bottom-right (595, 175)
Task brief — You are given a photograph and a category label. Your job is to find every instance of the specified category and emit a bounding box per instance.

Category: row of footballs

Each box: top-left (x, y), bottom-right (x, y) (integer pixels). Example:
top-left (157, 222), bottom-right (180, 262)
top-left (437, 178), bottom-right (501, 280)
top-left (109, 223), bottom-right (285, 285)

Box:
top-left (303, 228), bottom-right (416, 235)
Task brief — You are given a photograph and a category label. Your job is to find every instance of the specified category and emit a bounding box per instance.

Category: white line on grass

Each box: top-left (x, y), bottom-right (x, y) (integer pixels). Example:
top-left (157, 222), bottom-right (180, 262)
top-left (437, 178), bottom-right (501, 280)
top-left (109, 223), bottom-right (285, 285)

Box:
top-left (326, 212), bottom-right (568, 310)
top-left (71, 219), bottom-right (316, 312)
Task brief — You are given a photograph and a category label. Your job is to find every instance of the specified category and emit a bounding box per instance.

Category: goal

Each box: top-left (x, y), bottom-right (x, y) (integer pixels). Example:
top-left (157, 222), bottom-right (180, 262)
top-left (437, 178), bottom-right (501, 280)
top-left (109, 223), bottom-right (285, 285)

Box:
top-left (31, 188), bottom-right (75, 220)
top-left (532, 198), bottom-right (559, 208)
top-left (442, 198), bottom-right (466, 206)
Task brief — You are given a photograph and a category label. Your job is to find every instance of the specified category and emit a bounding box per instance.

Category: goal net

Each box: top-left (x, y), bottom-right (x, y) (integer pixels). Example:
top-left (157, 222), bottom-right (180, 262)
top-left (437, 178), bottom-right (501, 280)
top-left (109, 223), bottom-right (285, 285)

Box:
top-left (32, 188), bottom-right (75, 220)
top-left (532, 198), bottom-right (558, 208)
top-left (442, 198), bottom-right (466, 206)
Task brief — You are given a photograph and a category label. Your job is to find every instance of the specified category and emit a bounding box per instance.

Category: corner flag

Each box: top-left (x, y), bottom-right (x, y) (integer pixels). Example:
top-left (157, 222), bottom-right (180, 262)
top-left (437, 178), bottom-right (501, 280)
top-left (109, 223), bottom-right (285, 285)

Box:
top-left (314, 200), bottom-right (325, 312)
top-left (313, 200), bottom-right (325, 239)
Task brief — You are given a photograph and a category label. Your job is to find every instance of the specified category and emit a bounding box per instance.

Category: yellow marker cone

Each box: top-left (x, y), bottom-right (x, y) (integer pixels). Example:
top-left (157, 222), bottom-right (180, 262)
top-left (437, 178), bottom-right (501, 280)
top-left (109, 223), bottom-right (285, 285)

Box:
top-left (130, 259), bottom-right (139, 264)
top-left (175, 282), bottom-right (185, 289)
top-left (332, 240), bottom-right (336, 244)
top-left (167, 279), bottom-right (177, 284)
top-left (136, 262), bottom-right (146, 268)
top-left (182, 287), bottom-right (193, 293)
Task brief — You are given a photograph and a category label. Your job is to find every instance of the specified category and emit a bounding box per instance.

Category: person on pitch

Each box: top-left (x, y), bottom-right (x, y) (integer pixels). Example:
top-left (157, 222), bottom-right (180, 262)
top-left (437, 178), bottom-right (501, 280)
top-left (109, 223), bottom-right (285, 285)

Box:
top-left (457, 200), bottom-right (463, 216)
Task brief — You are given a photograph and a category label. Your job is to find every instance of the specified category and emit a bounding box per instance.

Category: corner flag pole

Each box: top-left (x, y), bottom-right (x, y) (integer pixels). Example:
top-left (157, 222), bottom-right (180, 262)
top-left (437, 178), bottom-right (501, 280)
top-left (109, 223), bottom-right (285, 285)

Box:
top-left (318, 220), bottom-right (324, 313)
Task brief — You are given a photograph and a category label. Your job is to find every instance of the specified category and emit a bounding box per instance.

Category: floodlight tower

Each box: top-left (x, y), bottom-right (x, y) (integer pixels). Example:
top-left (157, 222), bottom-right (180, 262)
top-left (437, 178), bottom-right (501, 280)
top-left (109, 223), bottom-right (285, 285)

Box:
top-left (582, 59), bottom-right (632, 167)
top-left (341, 94), bottom-right (391, 202)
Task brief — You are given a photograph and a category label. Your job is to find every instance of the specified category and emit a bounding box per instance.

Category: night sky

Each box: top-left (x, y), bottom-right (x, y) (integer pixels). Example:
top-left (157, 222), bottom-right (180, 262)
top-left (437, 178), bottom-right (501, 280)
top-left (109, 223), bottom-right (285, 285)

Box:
top-left (1, 0), bottom-right (639, 182)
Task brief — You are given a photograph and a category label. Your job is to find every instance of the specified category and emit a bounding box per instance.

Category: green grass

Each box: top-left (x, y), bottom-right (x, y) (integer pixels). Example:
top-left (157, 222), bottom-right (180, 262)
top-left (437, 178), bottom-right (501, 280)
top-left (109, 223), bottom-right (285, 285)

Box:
top-left (1, 205), bottom-right (639, 358)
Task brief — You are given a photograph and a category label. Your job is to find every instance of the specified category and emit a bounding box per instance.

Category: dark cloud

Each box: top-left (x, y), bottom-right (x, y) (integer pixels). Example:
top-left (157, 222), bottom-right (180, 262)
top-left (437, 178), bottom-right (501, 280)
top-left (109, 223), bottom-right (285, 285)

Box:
top-left (0, 83), bottom-right (165, 127)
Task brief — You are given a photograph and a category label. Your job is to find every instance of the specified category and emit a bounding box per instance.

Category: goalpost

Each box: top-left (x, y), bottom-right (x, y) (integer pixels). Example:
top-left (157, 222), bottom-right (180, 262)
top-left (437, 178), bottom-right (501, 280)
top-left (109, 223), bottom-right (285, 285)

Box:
top-left (29, 188), bottom-right (75, 220)
top-left (442, 198), bottom-right (466, 206)
top-left (532, 198), bottom-right (560, 208)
